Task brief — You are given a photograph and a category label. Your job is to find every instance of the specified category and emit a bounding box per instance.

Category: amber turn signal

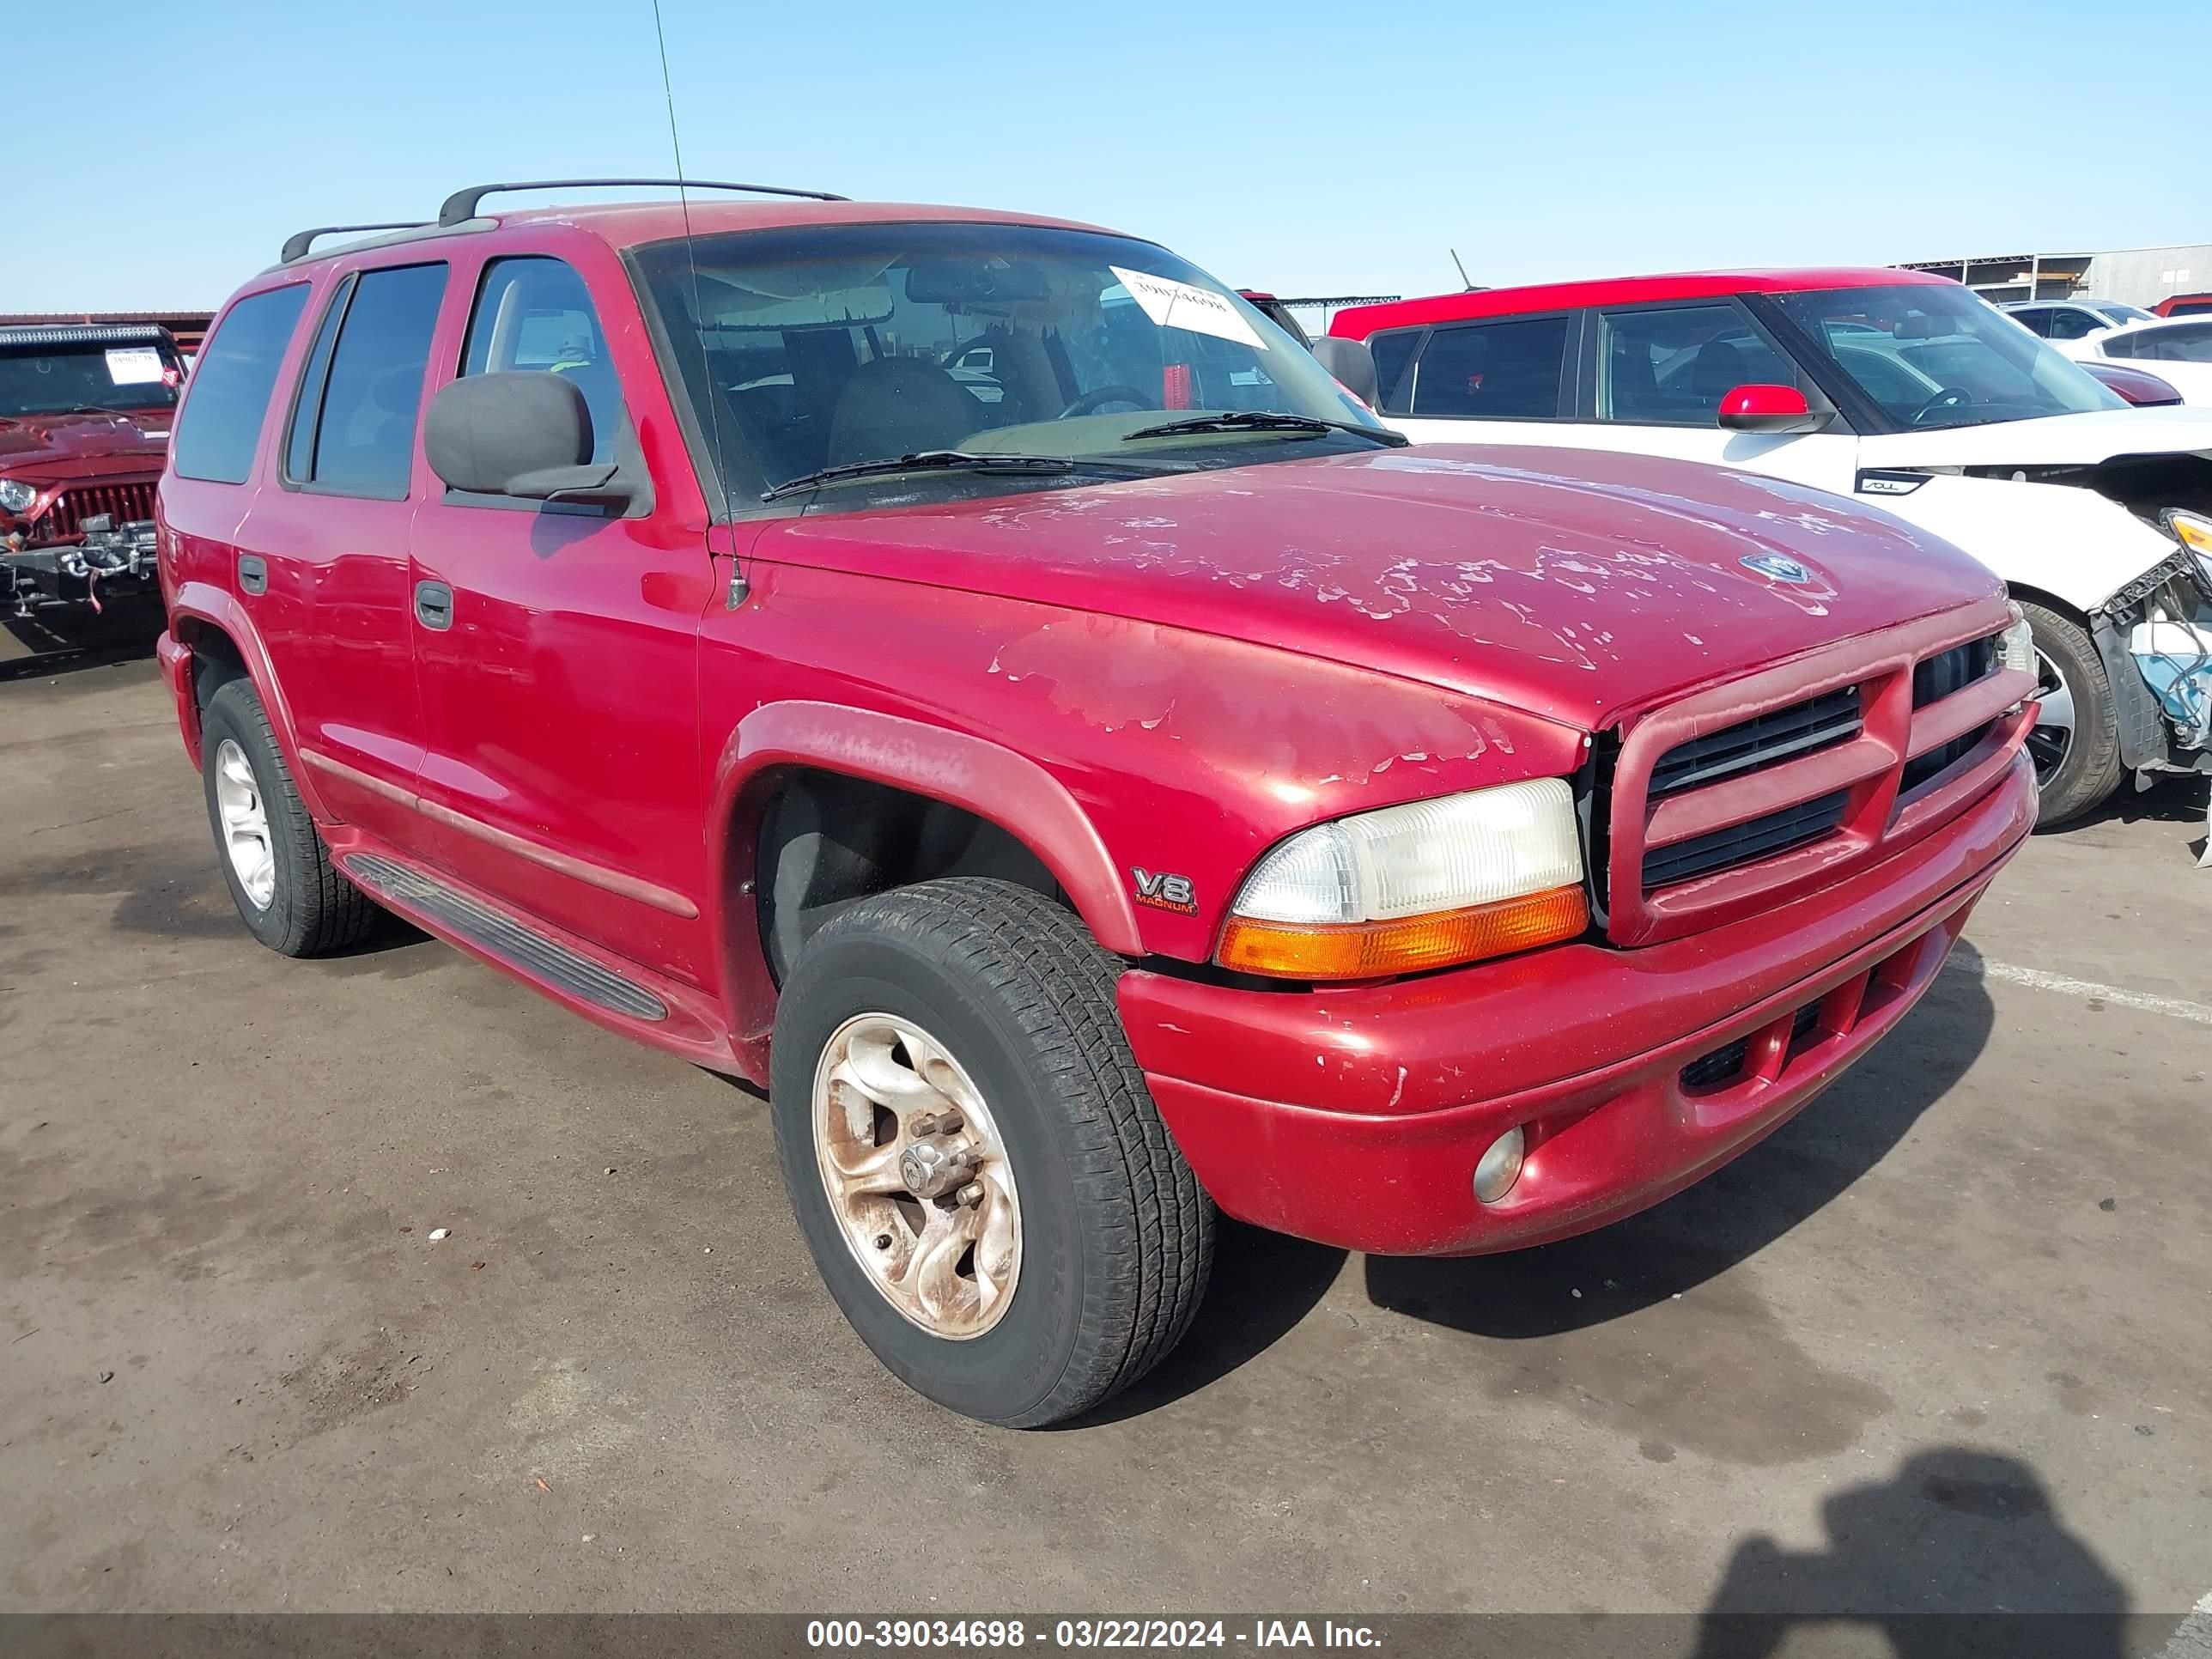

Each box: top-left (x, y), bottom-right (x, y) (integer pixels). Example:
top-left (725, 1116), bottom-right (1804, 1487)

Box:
top-left (1216, 884), bottom-right (1589, 981)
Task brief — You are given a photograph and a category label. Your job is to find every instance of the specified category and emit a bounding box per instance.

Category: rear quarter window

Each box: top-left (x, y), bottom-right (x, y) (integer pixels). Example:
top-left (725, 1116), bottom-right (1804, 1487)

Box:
top-left (1408, 315), bottom-right (1571, 420)
top-left (172, 286), bottom-right (312, 484)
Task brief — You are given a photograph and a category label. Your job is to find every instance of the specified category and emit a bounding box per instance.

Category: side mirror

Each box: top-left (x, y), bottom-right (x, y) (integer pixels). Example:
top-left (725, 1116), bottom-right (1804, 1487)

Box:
top-left (1717, 383), bottom-right (1831, 434)
top-left (1309, 336), bottom-right (1380, 409)
top-left (423, 372), bottom-right (636, 507)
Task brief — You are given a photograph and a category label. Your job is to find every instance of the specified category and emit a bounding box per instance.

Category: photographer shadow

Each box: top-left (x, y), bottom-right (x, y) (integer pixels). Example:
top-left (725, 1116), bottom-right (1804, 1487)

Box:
top-left (1692, 1448), bottom-right (2129, 1659)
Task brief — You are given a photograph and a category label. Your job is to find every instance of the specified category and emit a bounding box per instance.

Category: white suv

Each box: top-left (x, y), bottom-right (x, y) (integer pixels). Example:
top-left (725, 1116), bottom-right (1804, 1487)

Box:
top-left (1322, 270), bottom-right (2212, 825)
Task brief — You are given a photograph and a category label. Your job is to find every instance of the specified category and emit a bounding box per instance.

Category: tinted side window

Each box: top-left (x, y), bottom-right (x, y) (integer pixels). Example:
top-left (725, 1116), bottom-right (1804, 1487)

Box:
top-left (2132, 324), bottom-right (2212, 364)
top-left (2046, 307), bottom-right (2100, 341)
top-left (1368, 329), bottom-right (1421, 413)
top-left (172, 285), bottom-right (310, 483)
top-left (462, 257), bottom-right (619, 465)
top-left (1597, 303), bottom-right (1801, 425)
top-left (2009, 308), bottom-right (2053, 337)
top-left (295, 263), bottom-right (447, 500)
top-left (1409, 316), bottom-right (1569, 419)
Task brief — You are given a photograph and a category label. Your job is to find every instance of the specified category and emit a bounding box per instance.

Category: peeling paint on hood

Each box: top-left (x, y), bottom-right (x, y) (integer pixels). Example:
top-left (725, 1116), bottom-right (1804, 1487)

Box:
top-left (759, 442), bottom-right (2003, 730)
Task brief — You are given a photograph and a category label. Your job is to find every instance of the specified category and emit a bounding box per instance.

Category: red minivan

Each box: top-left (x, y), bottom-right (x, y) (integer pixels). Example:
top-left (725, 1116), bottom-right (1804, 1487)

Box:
top-left (156, 182), bottom-right (2035, 1425)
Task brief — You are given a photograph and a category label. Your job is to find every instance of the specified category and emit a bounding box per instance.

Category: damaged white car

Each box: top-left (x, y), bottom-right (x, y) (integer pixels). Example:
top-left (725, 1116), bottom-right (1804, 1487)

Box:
top-left (1322, 271), bottom-right (2212, 826)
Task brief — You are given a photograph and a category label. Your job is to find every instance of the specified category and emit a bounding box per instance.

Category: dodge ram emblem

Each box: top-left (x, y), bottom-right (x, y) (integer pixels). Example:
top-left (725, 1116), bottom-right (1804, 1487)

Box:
top-left (1740, 552), bottom-right (1814, 585)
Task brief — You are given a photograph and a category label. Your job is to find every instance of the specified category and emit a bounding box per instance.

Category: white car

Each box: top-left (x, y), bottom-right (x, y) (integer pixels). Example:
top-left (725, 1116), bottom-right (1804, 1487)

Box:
top-left (2075, 317), bottom-right (2212, 407)
top-left (1321, 270), bottom-right (2212, 825)
top-left (2002, 298), bottom-right (2158, 356)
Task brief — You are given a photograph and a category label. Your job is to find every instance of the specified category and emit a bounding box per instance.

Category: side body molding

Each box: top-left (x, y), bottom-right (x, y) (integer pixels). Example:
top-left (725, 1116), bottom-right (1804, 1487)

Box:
top-left (713, 701), bottom-right (1146, 958)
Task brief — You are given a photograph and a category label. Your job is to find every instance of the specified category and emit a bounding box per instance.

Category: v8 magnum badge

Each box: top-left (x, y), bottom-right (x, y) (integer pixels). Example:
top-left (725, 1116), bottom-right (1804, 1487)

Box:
top-left (1130, 867), bottom-right (1197, 915)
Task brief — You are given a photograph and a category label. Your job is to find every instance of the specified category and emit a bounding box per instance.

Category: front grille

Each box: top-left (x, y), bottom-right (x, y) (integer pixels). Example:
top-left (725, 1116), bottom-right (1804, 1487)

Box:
top-left (1901, 720), bottom-right (1996, 794)
top-left (1913, 635), bottom-right (1997, 708)
top-left (1643, 789), bottom-right (1850, 890)
top-left (1600, 604), bottom-right (2029, 944)
top-left (1647, 686), bottom-right (1862, 797)
top-left (36, 481), bottom-right (157, 542)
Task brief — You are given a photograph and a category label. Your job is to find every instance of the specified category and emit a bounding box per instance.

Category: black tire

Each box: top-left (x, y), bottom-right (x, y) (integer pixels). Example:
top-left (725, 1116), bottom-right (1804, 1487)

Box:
top-left (199, 678), bottom-right (379, 956)
top-left (2020, 600), bottom-right (2122, 829)
top-left (769, 877), bottom-right (1213, 1426)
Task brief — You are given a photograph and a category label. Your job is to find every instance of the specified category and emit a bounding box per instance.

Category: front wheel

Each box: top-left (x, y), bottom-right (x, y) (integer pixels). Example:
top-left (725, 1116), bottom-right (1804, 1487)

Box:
top-left (2017, 600), bottom-right (2122, 829)
top-left (769, 878), bottom-right (1212, 1426)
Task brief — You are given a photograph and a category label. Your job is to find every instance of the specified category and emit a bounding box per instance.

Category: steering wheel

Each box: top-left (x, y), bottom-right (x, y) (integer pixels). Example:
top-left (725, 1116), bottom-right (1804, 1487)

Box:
top-left (1908, 386), bottom-right (1974, 426)
top-left (1060, 385), bottom-right (1155, 417)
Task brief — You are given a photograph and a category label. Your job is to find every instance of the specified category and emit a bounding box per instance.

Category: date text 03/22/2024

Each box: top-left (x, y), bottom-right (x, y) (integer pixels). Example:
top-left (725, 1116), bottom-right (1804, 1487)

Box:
top-left (804, 1619), bottom-right (1382, 1650)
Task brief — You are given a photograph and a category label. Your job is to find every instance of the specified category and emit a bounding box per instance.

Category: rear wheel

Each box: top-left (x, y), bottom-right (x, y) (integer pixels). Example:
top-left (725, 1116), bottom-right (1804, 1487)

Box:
top-left (769, 878), bottom-right (1212, 1426)
top-left (2019, 600), bottom-right (2122, 829)
top-left (199, 678), bottom-right (379, 956)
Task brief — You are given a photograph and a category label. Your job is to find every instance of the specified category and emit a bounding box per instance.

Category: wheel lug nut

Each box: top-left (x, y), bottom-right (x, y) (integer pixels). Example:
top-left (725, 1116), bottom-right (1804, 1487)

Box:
top-left (957, 1182), bottom-right (984, 1207)
top-left (911, 1111), bottom-right (941, 1137)
top-left (939, 1109), bottom-right (964, 1133)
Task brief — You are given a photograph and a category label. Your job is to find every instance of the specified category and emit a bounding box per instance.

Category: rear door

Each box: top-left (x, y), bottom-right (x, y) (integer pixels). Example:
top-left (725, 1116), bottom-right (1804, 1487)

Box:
top-left (222, 260), bottom-right (448, 852)
top-left (407, 250), bottom-right (718, 983)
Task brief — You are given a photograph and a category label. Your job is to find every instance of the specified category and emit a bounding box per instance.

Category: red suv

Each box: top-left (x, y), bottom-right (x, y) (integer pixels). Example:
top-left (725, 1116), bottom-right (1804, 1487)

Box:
top-left (156, 182), bottom-right (2036, 1425)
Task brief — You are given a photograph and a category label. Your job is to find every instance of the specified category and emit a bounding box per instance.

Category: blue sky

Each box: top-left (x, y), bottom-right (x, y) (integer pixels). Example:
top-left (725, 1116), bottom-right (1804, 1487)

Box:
top-left (15, 0), bottom-right (2207, 313)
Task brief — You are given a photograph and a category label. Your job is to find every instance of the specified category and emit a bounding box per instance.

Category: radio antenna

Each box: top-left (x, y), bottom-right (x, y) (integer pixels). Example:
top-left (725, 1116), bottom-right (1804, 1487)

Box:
top-left (1449, 247), bottom-right (1474, 290)
top-left (652, 0), bottom-right (736, 528)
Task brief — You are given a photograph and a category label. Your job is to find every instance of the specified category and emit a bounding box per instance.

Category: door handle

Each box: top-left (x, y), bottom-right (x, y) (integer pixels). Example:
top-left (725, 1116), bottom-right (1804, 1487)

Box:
top-left (237, 555), bottom-right (267, 596)
top-left (415, 580), bottom-right (454, 630)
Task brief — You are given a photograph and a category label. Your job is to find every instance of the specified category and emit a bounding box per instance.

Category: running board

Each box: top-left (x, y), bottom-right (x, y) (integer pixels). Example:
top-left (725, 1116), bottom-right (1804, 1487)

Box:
top-left (342, 854), bottom-right (668, 1023)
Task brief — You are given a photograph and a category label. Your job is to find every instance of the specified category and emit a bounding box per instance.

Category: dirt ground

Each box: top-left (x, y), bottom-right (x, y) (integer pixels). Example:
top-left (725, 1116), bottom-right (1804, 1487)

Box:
top-left (3, 645), bottom-right (2209, 1636)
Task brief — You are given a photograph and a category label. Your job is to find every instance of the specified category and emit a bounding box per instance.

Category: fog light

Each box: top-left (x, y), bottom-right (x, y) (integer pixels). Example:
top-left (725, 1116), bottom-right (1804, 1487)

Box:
top-left (1473, 1126), bottom-right (1525, 1204)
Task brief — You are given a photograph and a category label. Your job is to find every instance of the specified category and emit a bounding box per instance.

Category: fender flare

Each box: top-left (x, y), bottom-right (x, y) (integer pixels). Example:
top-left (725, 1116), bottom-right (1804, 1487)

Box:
top-left (711, 701), bottom-right (1145, 958)
top-left (165, 580), bottom-right (337, 821)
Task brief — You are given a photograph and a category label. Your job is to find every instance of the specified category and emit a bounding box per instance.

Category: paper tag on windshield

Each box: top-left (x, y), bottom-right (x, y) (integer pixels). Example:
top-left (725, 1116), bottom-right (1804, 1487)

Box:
top-left (1109, 267), bottom-right (1267, 351)
top-left (105, 348), bottom-right (164, 385)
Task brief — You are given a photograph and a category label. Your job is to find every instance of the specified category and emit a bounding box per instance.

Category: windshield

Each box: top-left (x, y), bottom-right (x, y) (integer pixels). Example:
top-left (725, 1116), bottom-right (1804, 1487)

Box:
top-left (1771, 283), bottom-right (2124, 429)
top-left (0, 340), bottom-right (182, 418)
top-left (631, 222), bottom-right (1385, 509)
top-left (2090, 302), bottom-right (2154, 325)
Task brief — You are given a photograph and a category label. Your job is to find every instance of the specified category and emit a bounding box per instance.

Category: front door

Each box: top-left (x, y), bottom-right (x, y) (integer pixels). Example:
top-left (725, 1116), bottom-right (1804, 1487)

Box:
top-left (1382, 303), bottom-right (1861, 497)
top-left (407, 253), bottom-right (717, 982)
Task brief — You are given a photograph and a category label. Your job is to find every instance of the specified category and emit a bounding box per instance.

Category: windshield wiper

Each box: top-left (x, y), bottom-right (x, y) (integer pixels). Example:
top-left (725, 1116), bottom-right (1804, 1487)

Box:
top-left (761, 449), bottom-right (1167, 501)
top-left (1121, 410), bottom-right (1408, 447)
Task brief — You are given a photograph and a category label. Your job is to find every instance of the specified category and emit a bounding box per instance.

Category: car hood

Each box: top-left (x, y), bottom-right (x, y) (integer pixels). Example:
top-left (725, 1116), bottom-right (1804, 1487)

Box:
top-left (1856, 405), bottom-right (2212, 469)
top-left (757, 443), bottom-right (2003, 732)
top-left (0, 410), bottom-right (172, 477)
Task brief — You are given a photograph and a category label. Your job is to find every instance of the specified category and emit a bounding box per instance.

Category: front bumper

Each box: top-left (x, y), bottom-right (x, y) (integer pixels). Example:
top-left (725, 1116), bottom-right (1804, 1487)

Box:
top-left (3, 520), bottom-right (161, 611)
top-left (1121, 749), bottom-right (2035, 1256)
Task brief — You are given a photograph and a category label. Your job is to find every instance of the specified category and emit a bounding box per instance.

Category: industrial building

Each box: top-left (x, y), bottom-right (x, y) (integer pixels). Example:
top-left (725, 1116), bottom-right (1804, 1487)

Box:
top-left (1893, 242), bottom-right (2209, 307)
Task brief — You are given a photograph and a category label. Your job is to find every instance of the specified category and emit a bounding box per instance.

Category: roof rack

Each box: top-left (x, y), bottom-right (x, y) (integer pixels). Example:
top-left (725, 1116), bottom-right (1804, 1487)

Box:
top-left (436, 178), bottom-right (848, 228)
top-left (282, 222), bottom-right (433, 264)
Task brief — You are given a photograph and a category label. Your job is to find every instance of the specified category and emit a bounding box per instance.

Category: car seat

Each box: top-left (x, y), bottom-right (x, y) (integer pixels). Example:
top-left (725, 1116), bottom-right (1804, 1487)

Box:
top-left (826, 357), bottom-right (982, 465)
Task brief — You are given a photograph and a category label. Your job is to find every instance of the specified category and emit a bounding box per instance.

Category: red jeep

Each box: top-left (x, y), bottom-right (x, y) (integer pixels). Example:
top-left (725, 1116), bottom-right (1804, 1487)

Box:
top-left (156, 182), bottom-right (2036, 1425)
top-left (2, 323), bottom-right (185, 619)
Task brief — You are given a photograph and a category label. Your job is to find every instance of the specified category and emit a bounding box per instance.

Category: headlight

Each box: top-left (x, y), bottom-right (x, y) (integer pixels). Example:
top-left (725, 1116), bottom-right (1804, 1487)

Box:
top-left (0, 478), bottom-right (37, 515)
top-left (1997, 602), bottom-right (2037, 676)
top-left (1216, 778), bottom-right (1589, 980)
top-left (2166, 508), bottom-right (2212, 582)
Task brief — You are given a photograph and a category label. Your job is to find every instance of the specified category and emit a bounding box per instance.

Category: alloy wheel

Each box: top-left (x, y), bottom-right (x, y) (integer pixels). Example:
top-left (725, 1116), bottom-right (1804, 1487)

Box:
top-left (811, 1012), bottom-right (1022, 1339)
